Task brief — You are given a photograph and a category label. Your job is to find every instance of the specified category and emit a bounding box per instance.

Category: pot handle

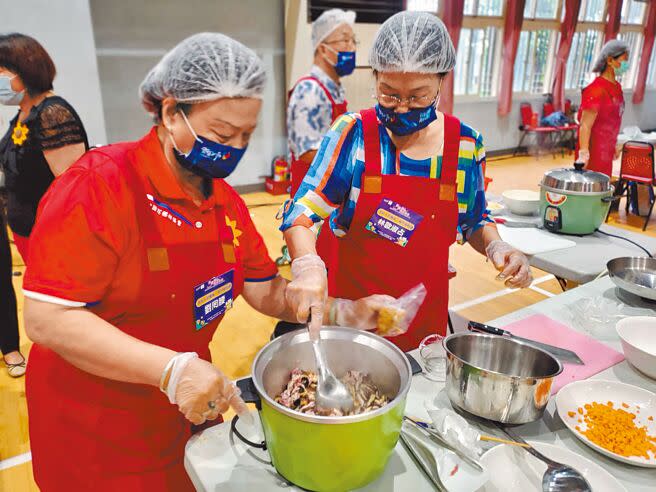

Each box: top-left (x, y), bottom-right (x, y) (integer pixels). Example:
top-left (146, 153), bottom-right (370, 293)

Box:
top-left (405, 352), bottom-right (423, 376)
top-left (236, 377), bottom-right (261, 410)
top-left (230, 414), bottom-right (267, 450)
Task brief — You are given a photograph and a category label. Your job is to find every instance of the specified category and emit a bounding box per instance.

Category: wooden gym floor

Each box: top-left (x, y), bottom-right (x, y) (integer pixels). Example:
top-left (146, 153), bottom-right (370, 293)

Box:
top-left (2, 152), bottom-right (654, 491)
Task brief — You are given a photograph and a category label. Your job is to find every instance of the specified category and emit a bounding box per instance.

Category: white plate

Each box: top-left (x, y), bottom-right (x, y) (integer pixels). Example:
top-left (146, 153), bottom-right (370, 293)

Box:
top-left (555, 380), bottom-right (656, 467)
top-left (477, 441), bottom-right (626, 492)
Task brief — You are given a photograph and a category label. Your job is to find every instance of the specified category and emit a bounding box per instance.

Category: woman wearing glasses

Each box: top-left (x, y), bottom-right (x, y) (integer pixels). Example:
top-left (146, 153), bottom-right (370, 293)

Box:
top-left (281, 11), bottom-right (532, 350)
top-left (287, 8), bottom-right (357, 196)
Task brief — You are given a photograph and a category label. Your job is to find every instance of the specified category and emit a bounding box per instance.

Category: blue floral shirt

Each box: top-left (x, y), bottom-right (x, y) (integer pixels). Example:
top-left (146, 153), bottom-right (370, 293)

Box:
top-left (287, 65), bottom-right (346, 158)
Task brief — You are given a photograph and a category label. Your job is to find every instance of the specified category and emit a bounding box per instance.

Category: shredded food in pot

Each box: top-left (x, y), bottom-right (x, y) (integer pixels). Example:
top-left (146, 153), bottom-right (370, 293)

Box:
top-left (275, 368), bottom-right (390, 416)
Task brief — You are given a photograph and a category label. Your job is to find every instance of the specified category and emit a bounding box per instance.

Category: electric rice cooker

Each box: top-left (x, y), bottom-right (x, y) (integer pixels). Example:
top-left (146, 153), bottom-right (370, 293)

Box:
top-left (539, 162), bottom-right (615, 235)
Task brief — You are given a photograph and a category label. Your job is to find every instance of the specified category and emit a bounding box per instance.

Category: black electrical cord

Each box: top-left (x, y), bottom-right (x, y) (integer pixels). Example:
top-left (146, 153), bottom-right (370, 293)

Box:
top-left (596, 229), bottom-right (653, 258)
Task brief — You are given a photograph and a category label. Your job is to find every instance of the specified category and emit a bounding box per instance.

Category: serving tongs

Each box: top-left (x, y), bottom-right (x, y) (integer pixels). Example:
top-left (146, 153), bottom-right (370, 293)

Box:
top-left (403, 417), bottom-right (484, 472)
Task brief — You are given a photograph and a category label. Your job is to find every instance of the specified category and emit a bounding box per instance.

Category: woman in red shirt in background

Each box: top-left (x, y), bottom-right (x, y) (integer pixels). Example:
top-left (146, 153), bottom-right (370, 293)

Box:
top-left (577, 39), bottom-right (629, 176)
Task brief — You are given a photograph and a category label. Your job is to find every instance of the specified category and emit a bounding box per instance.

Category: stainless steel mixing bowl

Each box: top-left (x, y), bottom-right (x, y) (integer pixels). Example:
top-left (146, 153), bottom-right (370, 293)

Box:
top-left (608, 257), bottom-right (656, 301)
top-left (443, 333), bottom-right (563, 424)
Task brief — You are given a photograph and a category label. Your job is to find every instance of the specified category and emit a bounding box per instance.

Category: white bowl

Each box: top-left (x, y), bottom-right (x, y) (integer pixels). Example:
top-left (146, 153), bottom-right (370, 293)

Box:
top-left (616, 316), bottom-right (656, 379)
top-left (502, 189), bottom-right (540, 216)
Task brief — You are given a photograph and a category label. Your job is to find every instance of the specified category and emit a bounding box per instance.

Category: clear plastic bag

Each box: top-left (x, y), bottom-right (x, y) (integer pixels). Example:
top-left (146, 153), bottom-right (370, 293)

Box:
top-left (426, 407), bottom-right (483, 458)
top-left (376, 283), bottom-right (427, 337)
top-left (568, 296), bottom-right (627, 340)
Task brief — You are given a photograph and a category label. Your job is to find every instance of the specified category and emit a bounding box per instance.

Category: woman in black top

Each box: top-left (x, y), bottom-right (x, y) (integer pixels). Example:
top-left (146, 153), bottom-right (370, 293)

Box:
top-left (0, 33), bottom-right (88, 377)
top-left (0, 33), bottom-right (88, 260)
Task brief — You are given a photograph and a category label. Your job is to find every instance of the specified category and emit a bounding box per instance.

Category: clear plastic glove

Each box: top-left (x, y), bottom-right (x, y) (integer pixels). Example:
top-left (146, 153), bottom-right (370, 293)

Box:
top-left (485, 239), bottom-right (533, 288)
top-left (332, 295), bottom-right (396, 330)
top-left (578, 148), bottom-right (590, 165)
top-left (173, 356), bottom-right (250, 426)
top-left (286, 254), bottom-right (327, 337)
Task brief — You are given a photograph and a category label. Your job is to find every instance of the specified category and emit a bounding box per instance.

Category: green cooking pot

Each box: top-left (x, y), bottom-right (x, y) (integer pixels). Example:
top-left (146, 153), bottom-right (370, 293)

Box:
top-left (231, 327), bottom-right (420, 492)
top-left (539, 162), bottom-right (616, 235)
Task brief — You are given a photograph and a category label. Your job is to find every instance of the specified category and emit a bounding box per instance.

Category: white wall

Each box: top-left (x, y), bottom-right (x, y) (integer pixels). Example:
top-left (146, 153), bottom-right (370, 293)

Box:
top-left (0, 0), bottom-right (107, 146)
top-left (90, 0), bottom-right (287, 188)
top-left (285, 0), bottom-right (656, 152)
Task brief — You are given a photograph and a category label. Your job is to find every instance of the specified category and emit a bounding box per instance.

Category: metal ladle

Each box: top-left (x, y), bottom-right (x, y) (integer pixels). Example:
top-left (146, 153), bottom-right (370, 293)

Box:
top-left (307, 314), bottom-right (354, 412)
top-left (498, 425), bottom-right (592, 492)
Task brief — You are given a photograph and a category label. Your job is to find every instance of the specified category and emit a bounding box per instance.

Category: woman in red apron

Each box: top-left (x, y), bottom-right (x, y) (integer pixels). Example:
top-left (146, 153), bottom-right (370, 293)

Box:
top-left (282, 12), bottom-right (533, 349)
top-left (286, 8), bottom-right (356, 196)
top-left (577, 40), bottom-right (629, 176)
top-left (23, 33), bottom-right (389, 491)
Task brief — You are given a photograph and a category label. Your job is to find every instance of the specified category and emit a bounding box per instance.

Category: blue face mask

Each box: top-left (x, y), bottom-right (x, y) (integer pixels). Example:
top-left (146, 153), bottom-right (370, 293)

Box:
top-left (171, 111), bottom-right (246, 179)
top-left (324, 46), bottom-right (356, 77)
top-left (0, 76), bottom-right (24, 106)
top-left (615, 60), bottom-right (630, 76)
top-left (375, 102), bottom-right (438, 136)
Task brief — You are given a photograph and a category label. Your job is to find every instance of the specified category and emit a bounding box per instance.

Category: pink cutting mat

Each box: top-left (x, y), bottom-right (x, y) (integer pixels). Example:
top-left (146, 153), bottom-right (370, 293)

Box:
top-left (504, 314), bottom-right (625, 394)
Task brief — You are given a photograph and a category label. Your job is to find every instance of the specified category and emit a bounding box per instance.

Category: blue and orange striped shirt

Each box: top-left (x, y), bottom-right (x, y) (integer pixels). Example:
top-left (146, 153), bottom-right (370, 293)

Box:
top-left (280, 112), bottom-right (492, 243)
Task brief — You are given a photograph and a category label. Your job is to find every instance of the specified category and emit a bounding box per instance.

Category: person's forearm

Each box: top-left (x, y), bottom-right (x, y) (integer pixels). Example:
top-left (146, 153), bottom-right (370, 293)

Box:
top-left (468, 223), bottom-right (501, 256)
top-left (25, 299), bottom-right (175, 387)
top-left (284, 225), bottom-right (318, 259)
top-left (578, 109), bottom-right (597, 155)
top-left (242, 276), bottom-right (337, 324)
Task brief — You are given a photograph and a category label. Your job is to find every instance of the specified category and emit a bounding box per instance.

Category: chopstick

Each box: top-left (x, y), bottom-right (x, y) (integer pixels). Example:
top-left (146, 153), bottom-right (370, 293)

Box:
top-left (406, 416), bottom-right (530, 448)
top-left (479, 435), bottom-right (530, 448)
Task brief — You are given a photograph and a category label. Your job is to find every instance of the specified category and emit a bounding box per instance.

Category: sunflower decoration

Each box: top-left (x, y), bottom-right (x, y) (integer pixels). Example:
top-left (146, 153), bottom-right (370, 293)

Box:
top-left (11, 121), bottom-right (29, 146)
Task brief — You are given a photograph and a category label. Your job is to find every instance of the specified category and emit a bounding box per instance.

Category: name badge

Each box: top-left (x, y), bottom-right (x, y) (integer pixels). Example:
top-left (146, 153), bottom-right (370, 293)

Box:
top-left (365, 198), bottom-right (423, 247)
top-left (194, 270), bottom-right (234, 331)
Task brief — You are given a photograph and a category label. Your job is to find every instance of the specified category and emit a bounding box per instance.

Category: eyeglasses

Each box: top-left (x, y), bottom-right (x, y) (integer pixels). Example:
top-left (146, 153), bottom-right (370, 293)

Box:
top-left (372, 93), bottom-right (437, 109)
top-left (324, 36), bottom-right (359, 48)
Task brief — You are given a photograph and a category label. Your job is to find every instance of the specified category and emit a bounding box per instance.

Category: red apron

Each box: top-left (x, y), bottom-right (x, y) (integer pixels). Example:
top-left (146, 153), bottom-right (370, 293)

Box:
top-left (576, 77), bottom-right (624, 176)
top-left (289, 76), bottom-right (348, 197)
top-left (320, 108), bottom-right (461, 352)
top-left (26, 143), bottom-right (244, 491)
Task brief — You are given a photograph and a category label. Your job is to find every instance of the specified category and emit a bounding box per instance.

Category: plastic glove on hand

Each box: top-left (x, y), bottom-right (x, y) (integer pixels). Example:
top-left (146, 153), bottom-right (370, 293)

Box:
top-left (486, 240), bottom-right (533, 288)
top-left (174, 357), bottom-right (249, 426)
top-left (286, 254), bottom-right (327, 337)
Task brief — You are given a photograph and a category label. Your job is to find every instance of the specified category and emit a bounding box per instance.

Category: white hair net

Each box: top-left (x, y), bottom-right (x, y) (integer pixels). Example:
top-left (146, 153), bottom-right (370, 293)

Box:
top-left (592, 39), bottom-right (630, 73)
top-left (139, 32), bottom-right (266, 115)
top-left (312, 8), bottom-right (356, 51)
top-left (369, 11), bottom-right (456, 74)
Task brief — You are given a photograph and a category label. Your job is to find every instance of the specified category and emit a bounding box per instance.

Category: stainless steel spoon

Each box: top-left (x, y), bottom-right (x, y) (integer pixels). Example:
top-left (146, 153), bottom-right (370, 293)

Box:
top-left (307, 314), bottom-right (354, 412)
top-left (499, 425), bottom-right (592, 492)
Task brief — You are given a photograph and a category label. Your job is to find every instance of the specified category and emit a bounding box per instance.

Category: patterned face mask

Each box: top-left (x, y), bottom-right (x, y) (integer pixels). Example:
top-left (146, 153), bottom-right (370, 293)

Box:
top-left (170, 111), bottom-right (246, 179)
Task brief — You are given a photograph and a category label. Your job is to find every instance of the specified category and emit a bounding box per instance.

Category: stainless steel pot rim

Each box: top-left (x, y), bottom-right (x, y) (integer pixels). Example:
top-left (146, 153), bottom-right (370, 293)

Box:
top-left (250, 327), bottom-right (412, 424)
top-left (540, 183), bottom-right (615, 197)
top-left (442, 332), bottom-right (564, 379)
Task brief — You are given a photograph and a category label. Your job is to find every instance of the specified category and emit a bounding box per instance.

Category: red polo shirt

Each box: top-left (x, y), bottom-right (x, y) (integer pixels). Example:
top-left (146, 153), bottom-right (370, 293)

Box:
top-left (23, 127), bottom-right (278, 318)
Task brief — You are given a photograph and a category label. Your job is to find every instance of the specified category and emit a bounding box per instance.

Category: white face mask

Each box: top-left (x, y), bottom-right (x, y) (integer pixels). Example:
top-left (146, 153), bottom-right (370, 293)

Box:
top-left (0, 76), bottom-right (24, 106)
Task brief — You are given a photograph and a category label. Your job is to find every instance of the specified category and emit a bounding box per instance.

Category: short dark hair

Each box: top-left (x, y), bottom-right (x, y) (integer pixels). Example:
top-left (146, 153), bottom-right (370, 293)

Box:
top-left (0, 33), bottom-right (56, 95)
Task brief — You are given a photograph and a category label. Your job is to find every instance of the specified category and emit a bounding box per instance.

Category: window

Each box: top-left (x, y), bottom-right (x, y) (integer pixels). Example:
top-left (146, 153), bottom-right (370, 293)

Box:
top-left (621, 0), bottom-right (647, 24)
top-left (463, 0), bottom-right (503, 16)
top-left (513, 29), bottom-right (558, 93)
top-left (617, 31), bottom-right (644, 89)
top-left (578, 0), bottom-right (605, 22)
top-left (566, 30), bottom-right (604, 89)
top-left (648, 47), bottom-right (656, 87)
top-left (406, 0), bottom-right (438, 12)
top-left (454, 27), bottom-right (499, 96)
top-left (524, 0), bottom-right (559, 19)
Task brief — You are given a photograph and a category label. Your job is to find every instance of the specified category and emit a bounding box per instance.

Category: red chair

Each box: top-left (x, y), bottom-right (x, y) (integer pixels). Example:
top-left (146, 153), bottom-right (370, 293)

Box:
top-left (514, 102), bottom-right (559, 156)
top-left (542, 102), bottom-right (555, 117)
top-left (615, 141), bottom-right (656, 230)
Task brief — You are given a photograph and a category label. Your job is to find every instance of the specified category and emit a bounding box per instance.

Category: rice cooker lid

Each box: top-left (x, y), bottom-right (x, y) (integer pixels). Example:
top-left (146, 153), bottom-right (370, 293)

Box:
top-left (541, 163), bottom-right (611, 193)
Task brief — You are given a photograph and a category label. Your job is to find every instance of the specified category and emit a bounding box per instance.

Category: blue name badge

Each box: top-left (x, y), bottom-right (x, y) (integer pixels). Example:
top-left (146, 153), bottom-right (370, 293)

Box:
top-left (194, 270), bottom-right (234, 331)
top-left (365, 198), bottom-right (424, 247)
